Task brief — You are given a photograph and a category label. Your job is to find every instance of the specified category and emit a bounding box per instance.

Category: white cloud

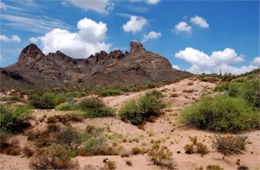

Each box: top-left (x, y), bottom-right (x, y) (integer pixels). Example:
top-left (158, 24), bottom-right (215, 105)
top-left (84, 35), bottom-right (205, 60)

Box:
top-left (38, 17), bottom-right (111, 59)
top-left (1, 14), bottom-right (69, 33)
top-left (67, 0), bottom-right (113, 13)
top-left (187, 65), bottom-right (201, 74)
top-left (129, 0), bottom-right (160, 5)
top-left (190, 16), bottom-right (209, 28)
top-left (172, 65), bottom-right (180, 70)
top-left (252, 57), bottom-right (260, 66)
top-left (175, 21), bottom-right (191, 33)
top-left (175, 47), bottom-right (244, 67)
top-left (0, 34), bottom-right (21, 43)
top-left (216, 64), bottom-right (257, 75)
top-left (175, 47), bottom-right (253, 75)
top-left (0, 2), bottom-right (7, 9)
top-left (141, 31), bottom-right (161, 43)
top-left (123, 16), bottom-right (147, 33)
top-left (29, 37), bottom-right (38, 43)
top-left (147, 0), bottom-right (160, 4)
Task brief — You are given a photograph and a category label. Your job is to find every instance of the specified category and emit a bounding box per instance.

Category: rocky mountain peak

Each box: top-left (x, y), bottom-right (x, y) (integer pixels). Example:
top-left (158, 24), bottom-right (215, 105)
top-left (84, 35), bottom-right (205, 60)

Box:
top-left (130, 41), bottom-right (146, 54)
top-left (18, 44), bottom-right (44, 66)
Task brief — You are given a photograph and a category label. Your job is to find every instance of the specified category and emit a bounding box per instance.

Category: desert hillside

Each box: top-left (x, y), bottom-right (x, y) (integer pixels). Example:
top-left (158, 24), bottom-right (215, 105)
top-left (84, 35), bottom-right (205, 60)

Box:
top-left (1, 71), bottom-right (259, 170)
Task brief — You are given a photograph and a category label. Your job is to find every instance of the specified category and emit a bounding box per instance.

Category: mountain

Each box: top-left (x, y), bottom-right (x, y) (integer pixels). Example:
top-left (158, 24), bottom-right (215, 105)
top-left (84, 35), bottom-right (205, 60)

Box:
top-left (0, 42), bottom-right (191, 90)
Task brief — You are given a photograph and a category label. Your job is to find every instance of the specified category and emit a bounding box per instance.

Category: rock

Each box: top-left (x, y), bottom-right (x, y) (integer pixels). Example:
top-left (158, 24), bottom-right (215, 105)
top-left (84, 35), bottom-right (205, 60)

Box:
top-left (130, 41), bottom-right (146, 54)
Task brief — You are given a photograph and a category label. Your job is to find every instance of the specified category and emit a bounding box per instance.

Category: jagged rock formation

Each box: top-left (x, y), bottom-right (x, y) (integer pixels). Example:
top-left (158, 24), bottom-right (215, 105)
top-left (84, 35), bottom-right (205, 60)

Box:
top-left (0, 42), bottom-right (191, 90)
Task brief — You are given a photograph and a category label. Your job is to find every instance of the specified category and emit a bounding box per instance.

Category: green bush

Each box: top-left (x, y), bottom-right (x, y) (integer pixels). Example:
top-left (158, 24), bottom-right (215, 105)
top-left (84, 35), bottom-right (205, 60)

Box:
top-left (119, 90), bottom-right (165, 125)
top-left (213, 135), bottom-right (247, 155)
top-left (76, 98), bottom-right (114, 118)
top-left (29, 92), bottom-right (65, 109)
top-left (55, 99), bottom-right (76, 111)
top-left (0, 104), bottom-right (31, 133)
top-left (99, 88), bottom-right (123, 97)
top-left (179, 94), bottom-right (259, 132)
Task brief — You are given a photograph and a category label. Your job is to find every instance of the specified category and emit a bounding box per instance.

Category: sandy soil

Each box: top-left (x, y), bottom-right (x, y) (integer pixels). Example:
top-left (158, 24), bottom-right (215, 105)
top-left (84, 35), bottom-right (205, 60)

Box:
top-left (1, 77), bottom-right (259, 170)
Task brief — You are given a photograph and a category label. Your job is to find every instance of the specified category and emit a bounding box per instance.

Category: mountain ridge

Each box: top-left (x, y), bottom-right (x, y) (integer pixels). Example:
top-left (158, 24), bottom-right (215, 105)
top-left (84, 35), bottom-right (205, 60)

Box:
top-left (0, 42), bottom-right (191, 90)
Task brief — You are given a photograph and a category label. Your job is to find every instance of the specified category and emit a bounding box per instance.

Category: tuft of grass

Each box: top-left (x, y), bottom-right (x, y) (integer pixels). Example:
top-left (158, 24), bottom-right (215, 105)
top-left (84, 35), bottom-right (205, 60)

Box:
top-left (184, 136), bottom-right (208, 156)
top-left (212, 135), bottom-right (247, 155)
top-left (179, 94), bottom-right (259, 132)
top-left (131, 147), bottom-right (143, 155)
top-left (148, 145), bottom-right (175, 170)
top-left (119, 90), bottom-right (165, 125)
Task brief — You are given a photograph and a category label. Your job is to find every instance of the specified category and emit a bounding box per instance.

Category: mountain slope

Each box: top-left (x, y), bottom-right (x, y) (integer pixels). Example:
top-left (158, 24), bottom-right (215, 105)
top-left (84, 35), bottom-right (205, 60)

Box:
top-left (0, 42), bottom-right (191, 90)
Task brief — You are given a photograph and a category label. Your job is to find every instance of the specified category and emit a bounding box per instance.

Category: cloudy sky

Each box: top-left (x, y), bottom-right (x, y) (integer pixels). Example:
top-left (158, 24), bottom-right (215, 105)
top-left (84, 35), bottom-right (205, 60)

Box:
top-left (0, 0), bottom-right (259, 74)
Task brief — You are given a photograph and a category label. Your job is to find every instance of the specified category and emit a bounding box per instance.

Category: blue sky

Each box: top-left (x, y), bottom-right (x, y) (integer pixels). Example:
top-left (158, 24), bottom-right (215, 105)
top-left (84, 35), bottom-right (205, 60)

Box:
top-left (0, 0), bottom-right (259, 74)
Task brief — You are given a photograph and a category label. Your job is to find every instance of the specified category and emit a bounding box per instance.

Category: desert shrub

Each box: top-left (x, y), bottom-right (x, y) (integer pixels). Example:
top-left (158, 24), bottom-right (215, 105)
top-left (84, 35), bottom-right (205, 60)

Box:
top-left (47, 114), bottom-right (82, 125)
top-left (206, 165), bottom-right (224, 170)
top-left (213, 135), bottom-right (247, 155)
top-left (179, 94), bottom-right (259, 132)
top-left (126, 160), bottom-right (132, 166)
top-left (55, 103), bottom-right (72, 111)
top-left (29, 92), bottom-right (65, 109)
top-left (214, 78), bottom-right (260, 108)
top-left (99, 88), bottom-right (123, 96)
top-left (183, 89), bottom-right (195, 93)
top-left (0, 139), bottom-right (21, 156)
top-left (22, 146), bottom-right (34, 157)
top-left (83, 136), bottom-right (107, 155)
top-left (76, 98), bottom-right (114, 118)
top-left (148, 145), bottom-right (175, 170)
top-left (104, 160), bottom-right (117, 170)
top-left (30, 144), bottom-right (79, 169)
top-left (0, 104), bottom-right (31, 133)
top-left (240, 79), bottom-right (260, 107)
top-left (237, 165), bottom-right (249, 170)
top-left (65, 91), bottom-right (85, 98)
top-left (184, 136), bottom-right (208, 156)
top-left (214, 82), bottom-right (229, 92)
top-left (187, 82), bottom-right (194, 86)
top-left (171, 93), bottom-right (179, 97)
top-left (119, 90), bottom-right (165, 125)
top-left (131, 147), bottom-right (143, 155)
top-left (54, 127), bottom-right (82, 150)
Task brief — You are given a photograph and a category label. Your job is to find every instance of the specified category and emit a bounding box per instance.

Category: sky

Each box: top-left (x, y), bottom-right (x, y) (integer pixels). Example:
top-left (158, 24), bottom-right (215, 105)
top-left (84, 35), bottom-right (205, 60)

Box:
top-left (0, 0), bottom-right (259, 75)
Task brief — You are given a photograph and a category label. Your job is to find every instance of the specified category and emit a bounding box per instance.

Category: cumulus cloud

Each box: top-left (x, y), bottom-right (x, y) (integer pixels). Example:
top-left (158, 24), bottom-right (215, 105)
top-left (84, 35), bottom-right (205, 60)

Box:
top-left (175, 21), bottom-right (191, 33)
top-left (123, 16), bottom-right (147, 33)
top-left (175, 47), bottom-right (244, 67)
top-left (67, 0), bottom-right (113, 13)
top-left (38, 17), bottom-right (111, 59)
top-left (29, 37), bottom-right (38, 43)
top-left (190, 16), bottom-right (209, 28)
top-left (172, 65), bottom-right (180, 70)
top-left (0, 34), bottom-right (21, 43)
top-left (252, 57), bottom-right (260, 66)
top-left (141, 31), bottom-right (161, 43)
top-left (175, 47), bottom-right (254, 75)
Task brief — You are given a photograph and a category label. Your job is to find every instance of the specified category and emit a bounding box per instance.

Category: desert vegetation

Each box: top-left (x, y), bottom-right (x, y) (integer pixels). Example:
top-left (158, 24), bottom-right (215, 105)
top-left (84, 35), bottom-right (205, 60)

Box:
top-left (0, 70), bottom-right (259, 170)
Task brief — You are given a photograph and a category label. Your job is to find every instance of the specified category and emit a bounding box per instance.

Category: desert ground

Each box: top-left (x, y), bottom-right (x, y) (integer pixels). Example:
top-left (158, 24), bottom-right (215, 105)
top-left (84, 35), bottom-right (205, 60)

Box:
top-left (0, 77), bottom-right (259, 170)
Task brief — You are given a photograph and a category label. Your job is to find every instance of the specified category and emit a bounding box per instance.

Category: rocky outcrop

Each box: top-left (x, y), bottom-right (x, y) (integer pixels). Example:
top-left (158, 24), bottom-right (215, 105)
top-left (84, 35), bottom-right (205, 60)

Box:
top-left (1, 42), bottom-right (191, 90)
top-left (130, 41), bottom-right (146, 54)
